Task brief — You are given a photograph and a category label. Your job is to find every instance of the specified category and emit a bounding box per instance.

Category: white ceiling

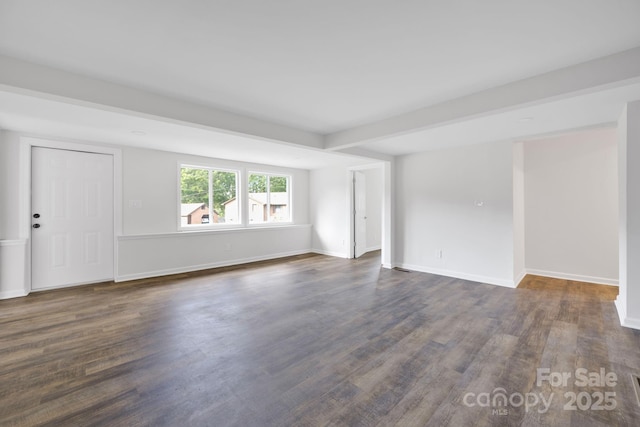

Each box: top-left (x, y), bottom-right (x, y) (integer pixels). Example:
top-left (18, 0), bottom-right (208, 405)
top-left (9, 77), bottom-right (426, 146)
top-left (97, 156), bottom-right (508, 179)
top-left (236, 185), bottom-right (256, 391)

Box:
top-left (0, 91), bottom-right (369, 170)
top-left (367, 81), bottom-right (640, 155)
top-left (1, 0), bottom-right (640, 165)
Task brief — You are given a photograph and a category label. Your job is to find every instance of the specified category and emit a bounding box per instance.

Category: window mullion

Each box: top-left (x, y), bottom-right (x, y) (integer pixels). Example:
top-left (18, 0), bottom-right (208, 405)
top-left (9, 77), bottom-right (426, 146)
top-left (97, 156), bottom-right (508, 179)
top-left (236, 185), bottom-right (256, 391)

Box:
top-left (266, 175), bottom-right (271, 223)
top-left (209, 169), bottom-right (214, 223)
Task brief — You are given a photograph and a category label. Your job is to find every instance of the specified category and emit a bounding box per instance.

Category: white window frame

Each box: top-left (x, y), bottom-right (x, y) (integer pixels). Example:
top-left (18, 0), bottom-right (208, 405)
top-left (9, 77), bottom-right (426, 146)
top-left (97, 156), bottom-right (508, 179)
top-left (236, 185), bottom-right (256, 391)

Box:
top-left (247, 172), bottom-right (292, 226)
top-left (178, 164), bottom-right (241, 230)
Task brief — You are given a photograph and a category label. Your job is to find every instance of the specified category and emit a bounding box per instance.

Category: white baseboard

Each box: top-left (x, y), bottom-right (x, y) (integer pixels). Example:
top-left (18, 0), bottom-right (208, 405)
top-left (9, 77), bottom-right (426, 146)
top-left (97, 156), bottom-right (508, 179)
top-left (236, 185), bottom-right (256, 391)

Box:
top-left (396, 263), bottom-right (516, 288)
top-left (615, 297), bottom-right (640, 330)
top-left (525, 269), bottom-right (618, 286)
top-left (0, 290), bottom-right (28, 300)
top-left (31, 277), bottom-right (114, 293)
top-left (116, 249), bottom-right (312, 282)
top-left (514, 269), bottom-right (527, 287)
top-left (310, 249), bottom-right (349, 259)
top-left (620, 317), bottom-right (640, 330)
top-left (0, 239), bottom-right (28, 300)
top-left (615, 297), bottom-right (626, 324)
top-left (312, 247), bottom-right (379, 259)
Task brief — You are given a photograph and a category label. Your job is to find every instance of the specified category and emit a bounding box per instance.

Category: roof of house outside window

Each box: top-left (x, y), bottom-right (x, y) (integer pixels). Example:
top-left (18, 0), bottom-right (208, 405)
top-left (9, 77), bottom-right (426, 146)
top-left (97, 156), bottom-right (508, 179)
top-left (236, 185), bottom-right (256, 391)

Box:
top-left (180, 203), bottom-right (206, 217)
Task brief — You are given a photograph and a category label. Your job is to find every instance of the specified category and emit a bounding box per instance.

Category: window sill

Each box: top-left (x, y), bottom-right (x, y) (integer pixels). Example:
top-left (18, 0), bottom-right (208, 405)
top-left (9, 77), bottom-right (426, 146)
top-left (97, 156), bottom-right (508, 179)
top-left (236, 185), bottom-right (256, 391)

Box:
top-left (246, 221), bottom-right (294, 228)
top-left (179, 223), bottom-right (243, 232)
top-left (119, 224), bottom-right (311, 240)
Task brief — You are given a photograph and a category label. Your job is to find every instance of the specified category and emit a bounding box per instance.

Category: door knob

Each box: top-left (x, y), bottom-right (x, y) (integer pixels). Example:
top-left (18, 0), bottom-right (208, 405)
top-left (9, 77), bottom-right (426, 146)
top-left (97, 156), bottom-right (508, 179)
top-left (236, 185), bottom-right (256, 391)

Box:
top-left (32, 224), bottom-right (40, 229)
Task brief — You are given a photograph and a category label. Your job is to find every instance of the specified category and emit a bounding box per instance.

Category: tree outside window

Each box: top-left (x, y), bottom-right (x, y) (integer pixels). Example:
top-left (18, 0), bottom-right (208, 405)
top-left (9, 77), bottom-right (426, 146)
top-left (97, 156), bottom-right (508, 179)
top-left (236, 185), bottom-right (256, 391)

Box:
top-left (180, 167), bottom-right (238, 226)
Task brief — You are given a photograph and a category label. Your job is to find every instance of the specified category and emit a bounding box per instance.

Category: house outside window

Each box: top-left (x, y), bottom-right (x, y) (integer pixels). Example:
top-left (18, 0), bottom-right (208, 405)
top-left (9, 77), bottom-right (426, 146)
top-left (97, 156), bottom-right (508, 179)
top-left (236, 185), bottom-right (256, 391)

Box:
top-left (180, 166), bottom-right (238, 228)
top-left (247, 173), bottom-right (291, 224)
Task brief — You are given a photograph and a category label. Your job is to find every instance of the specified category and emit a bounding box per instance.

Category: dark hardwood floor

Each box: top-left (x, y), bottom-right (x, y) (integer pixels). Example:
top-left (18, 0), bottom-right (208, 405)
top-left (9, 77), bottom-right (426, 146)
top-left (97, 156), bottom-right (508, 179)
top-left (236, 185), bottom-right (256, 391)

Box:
top-left (1, 252), bottom-right (639, 426)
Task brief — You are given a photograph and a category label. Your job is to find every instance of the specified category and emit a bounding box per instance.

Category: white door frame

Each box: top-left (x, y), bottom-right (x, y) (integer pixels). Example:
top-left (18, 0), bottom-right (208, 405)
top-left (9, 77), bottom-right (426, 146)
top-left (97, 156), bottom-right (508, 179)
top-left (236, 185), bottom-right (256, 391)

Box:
top-left (19, 136), bottom-right (122, 293)
top-left (347, 162), bottom-right (393, 265)
top-left (352, 170), bottom-right (367, 258)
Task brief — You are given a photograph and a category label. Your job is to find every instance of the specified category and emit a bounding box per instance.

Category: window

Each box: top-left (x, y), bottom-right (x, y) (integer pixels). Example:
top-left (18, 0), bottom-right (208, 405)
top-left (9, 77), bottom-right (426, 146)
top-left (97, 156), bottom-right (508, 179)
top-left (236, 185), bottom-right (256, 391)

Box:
top-left (179, 167), bottom-right (292, 229)
top-left (180, 166), bottom-right (238, 227)
top-left (248, 173), bottom-right (291, 224)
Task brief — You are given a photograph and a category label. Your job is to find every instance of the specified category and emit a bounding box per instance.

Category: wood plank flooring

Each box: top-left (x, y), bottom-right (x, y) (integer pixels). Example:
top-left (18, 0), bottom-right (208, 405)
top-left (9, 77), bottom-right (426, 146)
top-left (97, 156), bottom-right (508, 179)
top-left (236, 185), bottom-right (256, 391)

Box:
top-left (1, 252), bottom-right (639, 426)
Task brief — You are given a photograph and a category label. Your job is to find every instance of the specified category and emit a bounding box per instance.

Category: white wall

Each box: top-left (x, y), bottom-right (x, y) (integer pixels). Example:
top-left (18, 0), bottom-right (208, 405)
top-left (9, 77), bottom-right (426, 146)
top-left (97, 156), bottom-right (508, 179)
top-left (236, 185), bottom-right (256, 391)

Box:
top-left (363, 167), bottom-right (382, 252)
top-left (310, 162), bottom-right (392, 263)
top-left (523, 128), bottom-right (618, 285)
top-left (122, 147), bottom-right (310, 234)
top-left (617, 101), bottom-right (640, 329)
top-left (118, 225), bottom-right (311, 280)
top-left (395, 141), bottom-right (515, 287)
top-left (310, 166), bottom-right (350, 257)
top-left (628, 101), bottom-right (640, 326)
top-left (0, 131), bottom-right (29, 298)
top-left (0, 131), bottom-right (21, 240)
top-left (120, 146), bottom-right (311, 279)
top-left (382, 161), bottom-right (395, 268)
top-left (513, 142), bottom-right (526, 285)
top-left (0, 135), bottom-right (314, 297)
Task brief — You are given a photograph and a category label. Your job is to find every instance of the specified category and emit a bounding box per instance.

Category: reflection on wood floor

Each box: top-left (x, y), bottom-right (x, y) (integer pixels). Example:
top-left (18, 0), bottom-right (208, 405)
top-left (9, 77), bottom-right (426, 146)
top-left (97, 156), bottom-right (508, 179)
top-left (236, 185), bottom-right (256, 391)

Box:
top-left (1, 251), bottom-right (639, 426)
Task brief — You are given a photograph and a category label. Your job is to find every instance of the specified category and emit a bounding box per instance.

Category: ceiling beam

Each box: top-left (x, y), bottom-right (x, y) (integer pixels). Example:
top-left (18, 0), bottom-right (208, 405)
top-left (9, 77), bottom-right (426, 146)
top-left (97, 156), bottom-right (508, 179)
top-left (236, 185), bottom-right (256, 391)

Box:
top-left (324, 47), bottom-right (640, 151)
top-left (0, 55), bottom-right (324, 150)
top-left (334, 146), bottom-right (394, 162)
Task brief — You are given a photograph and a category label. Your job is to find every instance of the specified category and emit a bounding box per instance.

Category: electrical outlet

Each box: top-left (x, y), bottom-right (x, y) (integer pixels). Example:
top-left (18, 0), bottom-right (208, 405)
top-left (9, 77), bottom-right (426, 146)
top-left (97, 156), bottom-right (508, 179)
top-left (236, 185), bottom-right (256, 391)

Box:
top-left (436, 249), bottom-right (443, 259)
top-left (128, 199), bottom-right (142, 209)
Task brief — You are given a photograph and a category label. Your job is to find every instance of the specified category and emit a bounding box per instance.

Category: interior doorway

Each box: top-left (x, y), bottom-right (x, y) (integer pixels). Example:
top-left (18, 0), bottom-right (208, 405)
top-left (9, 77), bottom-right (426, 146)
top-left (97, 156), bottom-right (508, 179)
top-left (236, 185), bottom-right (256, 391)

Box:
top-left (353, 170), bottom-right (367, 258)
top-left (350, 166), bottom-right (383, 260)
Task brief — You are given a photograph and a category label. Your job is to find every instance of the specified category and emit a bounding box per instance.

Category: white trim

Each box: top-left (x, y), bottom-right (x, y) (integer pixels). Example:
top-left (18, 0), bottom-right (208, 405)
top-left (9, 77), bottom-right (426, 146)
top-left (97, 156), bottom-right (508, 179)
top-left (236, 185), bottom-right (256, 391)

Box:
top-left (614, 297), bottom-right (640, 330)
top-left (347, 169), bottom-right (355, 259)
top-left (0, 239), bottom-right (26, 247)
top-left (30, 277), bottom-right (113, 292)
top-left (177, 162), bottom-right (243, 230)
top-left (365, 245), bottom-right (382, 253)
top-left (345, 162), bottom-right (391, 265)
top-left (176, 162), bottom-right (183, 230)
top-left (119, 224), bottom-right (312, 241)
top-left (311, 249), bottom-right (349, 258)
top-left (19, 141), bottom-right (30, 239)
top-left (246, 221), bottom-right (295, 228)
top-left (514, 269), bottom-right (527, 287)
top-left (0, 290), bottom-right (28, 299)
top-left (381, 161), bottom-right (394, 268)
top-left (525, 268), bottom-right (618, 287)
top-left (615, 296), bottom-right (627, 325)
top-left (116, 249), bottom-right (311, 282)
top-left (620, 317), bottom-right (640, 330)
top-left (347, 161), bottom-right (387, 171)
top-left (20, 136), bottom-right (122, 293)
top-left (397, 263), bottom-right (516, 288)
top-left (0, 239), bottom-right (28, 299)
top-left (246, 171), bottom-right (293, 226)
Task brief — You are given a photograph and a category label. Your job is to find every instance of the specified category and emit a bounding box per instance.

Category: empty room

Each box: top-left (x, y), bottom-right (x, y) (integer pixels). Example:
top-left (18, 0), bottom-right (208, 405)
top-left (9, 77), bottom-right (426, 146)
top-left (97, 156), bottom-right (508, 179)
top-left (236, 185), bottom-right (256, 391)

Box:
top-left (1, 1), bottom-right (640, 426)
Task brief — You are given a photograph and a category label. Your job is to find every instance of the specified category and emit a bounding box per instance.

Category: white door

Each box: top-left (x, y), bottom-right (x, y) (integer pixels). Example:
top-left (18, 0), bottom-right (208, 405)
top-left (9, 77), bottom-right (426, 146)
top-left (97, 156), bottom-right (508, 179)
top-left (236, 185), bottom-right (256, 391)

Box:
top-left (31, 147), bottom-right (114, 290)
top-left (354, 171), bottom-right (367, 258)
